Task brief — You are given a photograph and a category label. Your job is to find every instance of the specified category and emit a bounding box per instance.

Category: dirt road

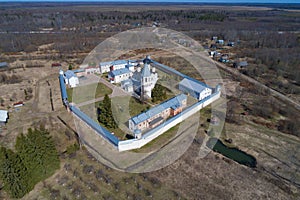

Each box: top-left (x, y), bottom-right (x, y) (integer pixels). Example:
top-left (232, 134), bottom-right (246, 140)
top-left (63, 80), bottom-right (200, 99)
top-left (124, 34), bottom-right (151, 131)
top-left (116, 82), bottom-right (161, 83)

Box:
top-left (214, 61), bottom-right (300, 111)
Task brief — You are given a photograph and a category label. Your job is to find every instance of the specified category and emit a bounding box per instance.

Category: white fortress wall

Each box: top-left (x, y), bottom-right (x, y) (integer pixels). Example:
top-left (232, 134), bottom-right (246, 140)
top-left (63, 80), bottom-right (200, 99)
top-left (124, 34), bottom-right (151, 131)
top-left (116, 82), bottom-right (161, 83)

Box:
top-left (118, 91), bottom-right (221, 151)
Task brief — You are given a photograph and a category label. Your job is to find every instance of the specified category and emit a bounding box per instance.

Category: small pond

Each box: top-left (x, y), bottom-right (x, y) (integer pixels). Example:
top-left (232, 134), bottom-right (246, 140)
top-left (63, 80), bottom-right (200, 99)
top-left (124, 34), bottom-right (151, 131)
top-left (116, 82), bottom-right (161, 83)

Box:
top-left (207, 138), bottom-right (257, 168)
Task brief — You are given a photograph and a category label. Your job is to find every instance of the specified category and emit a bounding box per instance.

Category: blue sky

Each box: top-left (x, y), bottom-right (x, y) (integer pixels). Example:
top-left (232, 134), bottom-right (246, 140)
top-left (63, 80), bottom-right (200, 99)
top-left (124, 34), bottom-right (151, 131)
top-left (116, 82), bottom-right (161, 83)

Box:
top-left (0, 0), bottom-right (299, 3)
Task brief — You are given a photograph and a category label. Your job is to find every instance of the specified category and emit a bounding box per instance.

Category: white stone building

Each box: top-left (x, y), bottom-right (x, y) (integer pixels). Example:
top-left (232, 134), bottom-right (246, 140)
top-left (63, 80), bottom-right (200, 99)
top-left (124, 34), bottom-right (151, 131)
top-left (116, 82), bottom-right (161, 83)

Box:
top-left (100, 60), bottom-right (138, 74)
top-left (108, 68), bottom-right (132, 83)
top-left (131, 56), bottom-right (158, 99)
top-left (179, 78), bottom-right (212, 101)
top-left (121, 79), bottom-right (134, 93)
top-left (128, 94), bottom-right (187, 132)
top-left (125, 61), bottom-right (135, 72)
top-left (64, 70), bottom-right (79, 88)
top-left (99, 61), bottom-right (113, 73)
top-left (85, 66), bottom-right (100, 74)
top-left (99, 60), bottom-right (128, 73)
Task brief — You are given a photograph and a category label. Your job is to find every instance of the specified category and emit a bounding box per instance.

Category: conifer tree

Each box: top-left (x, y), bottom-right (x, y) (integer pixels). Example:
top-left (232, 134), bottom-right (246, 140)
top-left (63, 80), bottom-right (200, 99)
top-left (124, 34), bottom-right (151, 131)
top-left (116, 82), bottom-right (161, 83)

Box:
top-left (98, 94), bottom-right (117, 128)
top-left (151, 84), bottom-right (167, 103)
top-left (0, 147), bottom-right (29, 198)
top-left (0, 127), bottom-right (60, 198)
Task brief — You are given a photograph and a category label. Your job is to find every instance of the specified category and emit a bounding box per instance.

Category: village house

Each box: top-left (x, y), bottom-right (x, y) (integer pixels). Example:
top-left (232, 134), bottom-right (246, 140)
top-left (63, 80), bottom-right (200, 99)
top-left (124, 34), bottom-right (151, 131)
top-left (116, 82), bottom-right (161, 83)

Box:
top-left (0, 110), bottom-right (8, 125)
top-left (209, 51), bottom-right (216, 57)
top-left (0, 62), bottom-right (8, 69)
top-left (219, 55), bottom-right (230, 63)
top-left (51, 63), bottom-right (61, 67)
top-left (233, 61), bottom-right (248, 69)
top-left (211, 36), bottom-right (218, 41)
top-left (13, 101), bottom-right (24, 108)
top-left (227, 41), bottom-right (235, 47)
top-left (216, 39), bottom-right (225, 45)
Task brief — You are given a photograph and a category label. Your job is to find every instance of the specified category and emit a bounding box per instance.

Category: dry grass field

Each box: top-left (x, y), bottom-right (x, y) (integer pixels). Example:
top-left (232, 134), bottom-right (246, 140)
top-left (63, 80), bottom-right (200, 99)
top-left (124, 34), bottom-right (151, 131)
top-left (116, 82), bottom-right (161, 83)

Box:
top-left (0, 45), bottom-right (299, 200)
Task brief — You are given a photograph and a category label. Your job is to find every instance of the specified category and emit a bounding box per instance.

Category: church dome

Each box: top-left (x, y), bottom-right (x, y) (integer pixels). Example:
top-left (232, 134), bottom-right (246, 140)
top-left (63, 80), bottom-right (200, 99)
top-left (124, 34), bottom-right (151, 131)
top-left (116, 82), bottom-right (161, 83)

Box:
top-left (143, 55), bottom-right (152, 64)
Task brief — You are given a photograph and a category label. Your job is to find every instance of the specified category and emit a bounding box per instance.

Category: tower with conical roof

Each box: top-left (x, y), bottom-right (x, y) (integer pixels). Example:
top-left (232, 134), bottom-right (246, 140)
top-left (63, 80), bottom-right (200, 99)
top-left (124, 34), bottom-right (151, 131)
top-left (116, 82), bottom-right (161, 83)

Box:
top-left (141, 63), bottom-right (152, 99)
top-left (140, 55), bottom-right (158, 100)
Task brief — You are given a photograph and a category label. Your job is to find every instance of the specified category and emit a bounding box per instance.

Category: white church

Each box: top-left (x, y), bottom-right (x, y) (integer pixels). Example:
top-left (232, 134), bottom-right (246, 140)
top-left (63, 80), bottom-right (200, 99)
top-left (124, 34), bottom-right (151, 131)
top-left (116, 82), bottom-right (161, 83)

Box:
top-left (130, 56), bottom-right (158, 99)
top-left (107, 55), bottom-right (158, 99)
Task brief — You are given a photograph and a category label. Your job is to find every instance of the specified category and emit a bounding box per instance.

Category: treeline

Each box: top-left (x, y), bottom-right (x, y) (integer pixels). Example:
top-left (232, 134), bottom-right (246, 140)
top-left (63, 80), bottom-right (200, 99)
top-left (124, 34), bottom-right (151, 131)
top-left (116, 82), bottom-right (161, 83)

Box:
top-left (0, 5), bottom-right (299, 97)
top-left (0, 31), bottom-right (103, 54)
top-left (0, 9), bottom-right (227, 32)
top-left (0, 7), bottom-right (298, 55)
top-left (0, 128), bottom-right (60, 198)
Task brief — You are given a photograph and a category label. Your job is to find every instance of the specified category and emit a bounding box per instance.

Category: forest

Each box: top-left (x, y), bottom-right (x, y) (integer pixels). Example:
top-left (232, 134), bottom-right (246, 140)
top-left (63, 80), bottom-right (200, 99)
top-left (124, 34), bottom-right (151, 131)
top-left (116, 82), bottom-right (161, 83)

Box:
top-left (0, 5), bottom-right (299, 96)
top-left (0, 128), bottom-right (60, 198)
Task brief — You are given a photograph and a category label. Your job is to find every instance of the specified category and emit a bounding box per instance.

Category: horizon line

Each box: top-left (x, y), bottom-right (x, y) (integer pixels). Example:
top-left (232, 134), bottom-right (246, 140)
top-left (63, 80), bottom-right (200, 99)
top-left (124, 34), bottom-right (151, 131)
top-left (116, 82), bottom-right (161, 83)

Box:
top-left (0, 0), bottom-right (299, 4)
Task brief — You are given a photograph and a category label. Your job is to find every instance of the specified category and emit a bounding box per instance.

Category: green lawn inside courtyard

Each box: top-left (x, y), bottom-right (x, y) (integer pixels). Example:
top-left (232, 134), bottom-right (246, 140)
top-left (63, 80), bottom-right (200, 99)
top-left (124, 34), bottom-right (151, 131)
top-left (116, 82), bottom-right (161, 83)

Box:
top-left (67, 83), bottom-right (112, 104)
top-left (79, 96), bottom-right (150, 140)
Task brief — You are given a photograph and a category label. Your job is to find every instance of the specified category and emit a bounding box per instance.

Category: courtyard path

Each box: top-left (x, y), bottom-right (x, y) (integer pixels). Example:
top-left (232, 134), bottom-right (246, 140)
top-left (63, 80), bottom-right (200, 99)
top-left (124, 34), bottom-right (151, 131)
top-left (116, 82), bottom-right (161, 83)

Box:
top-left (76, 75), bottom-right (131, 107)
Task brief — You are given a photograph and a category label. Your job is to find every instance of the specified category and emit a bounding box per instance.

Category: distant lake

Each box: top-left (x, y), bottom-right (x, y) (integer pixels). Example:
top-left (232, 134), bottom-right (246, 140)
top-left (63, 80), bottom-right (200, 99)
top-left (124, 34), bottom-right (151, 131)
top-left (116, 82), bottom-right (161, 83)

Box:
top-left (207, 138), bottom-right (257, 168)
